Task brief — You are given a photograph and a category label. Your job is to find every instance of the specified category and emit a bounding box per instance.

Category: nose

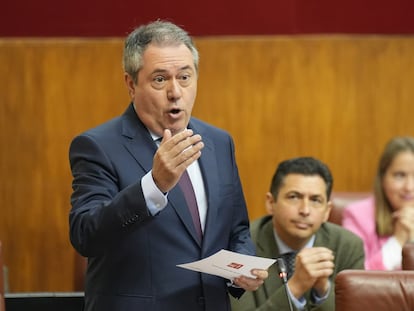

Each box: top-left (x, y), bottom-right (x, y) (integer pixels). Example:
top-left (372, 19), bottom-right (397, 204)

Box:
top-left (298, 200), bottom-right (311, 216)
top-left (167, 79), bottom-right (182, 101)
top-left (404, 175), bottom-right (414, 191)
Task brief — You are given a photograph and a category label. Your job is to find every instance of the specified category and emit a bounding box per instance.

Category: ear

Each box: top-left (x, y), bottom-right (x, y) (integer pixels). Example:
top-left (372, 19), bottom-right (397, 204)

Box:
top-left (124, 73), bottom-right (136, 98)
top-left (323, 200), bottom-right (333, 222)
top-left (265, 192), bottom-right (275, 215)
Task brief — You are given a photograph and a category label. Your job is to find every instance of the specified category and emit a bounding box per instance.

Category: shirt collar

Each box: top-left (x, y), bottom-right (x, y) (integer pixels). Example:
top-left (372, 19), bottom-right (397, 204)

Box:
top-left (273, 228), bottom-right (315, 254)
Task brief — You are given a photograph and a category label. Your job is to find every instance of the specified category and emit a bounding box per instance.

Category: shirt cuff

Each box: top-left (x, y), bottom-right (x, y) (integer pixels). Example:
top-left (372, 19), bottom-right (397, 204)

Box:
top-left (226, 280), bottom-right (242, 288)
top-left (286, 284), bottom-right (306, 310)
top-left (311, 280), bottom-right (330, 304)
top-left (142, 170), bottom-right (168, 216)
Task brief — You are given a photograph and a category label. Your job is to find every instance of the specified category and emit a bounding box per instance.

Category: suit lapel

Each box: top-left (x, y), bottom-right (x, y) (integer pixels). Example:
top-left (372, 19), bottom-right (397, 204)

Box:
top-left (121, 104), bottom-right (157, 173)
top-left (313, 223), bottom-right (330, 248)
top-left (188, 121), bottom-right (219, 247)
top-left (197, 135), bottom-right (217, 240)
top-left (256, 220), bottom-right (284, 293)
top-left (169, 185), bottom-right (202, 245)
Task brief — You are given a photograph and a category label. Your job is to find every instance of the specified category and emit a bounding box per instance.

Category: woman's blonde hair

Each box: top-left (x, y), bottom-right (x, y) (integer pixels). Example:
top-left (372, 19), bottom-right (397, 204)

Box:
top-left (374, 136), bottom-right (414, 235)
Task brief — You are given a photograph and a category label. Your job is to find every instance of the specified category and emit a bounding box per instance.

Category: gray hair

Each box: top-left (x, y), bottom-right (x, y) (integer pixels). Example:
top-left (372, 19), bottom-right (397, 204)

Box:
top-left (123, 20), bottom-right (199, 84)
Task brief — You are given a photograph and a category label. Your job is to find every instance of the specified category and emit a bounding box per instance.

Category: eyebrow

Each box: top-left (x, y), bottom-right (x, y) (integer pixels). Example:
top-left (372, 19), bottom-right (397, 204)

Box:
top-left (151, 65), bottom-right (194, 75)
top-left (287, 191), bottom-right (324, 198)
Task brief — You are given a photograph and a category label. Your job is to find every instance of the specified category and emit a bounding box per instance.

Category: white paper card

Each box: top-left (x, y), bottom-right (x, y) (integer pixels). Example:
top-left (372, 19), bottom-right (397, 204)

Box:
top-left (177, 249), bottom-right (276, 280)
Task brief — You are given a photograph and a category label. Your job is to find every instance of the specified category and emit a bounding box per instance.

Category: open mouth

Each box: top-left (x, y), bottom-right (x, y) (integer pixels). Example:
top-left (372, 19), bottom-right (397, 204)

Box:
top-left (170, 108), bottom-right (181, 115)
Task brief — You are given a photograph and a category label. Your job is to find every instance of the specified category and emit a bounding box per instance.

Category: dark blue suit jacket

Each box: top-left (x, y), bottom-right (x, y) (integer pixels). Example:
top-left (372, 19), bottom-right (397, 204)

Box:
top-left (69, 104), bottom-right (254, 311)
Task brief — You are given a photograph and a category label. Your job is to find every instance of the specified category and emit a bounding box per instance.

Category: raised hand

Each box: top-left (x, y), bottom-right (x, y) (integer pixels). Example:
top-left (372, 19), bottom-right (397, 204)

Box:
top-left (152, 129), bottom-right (204, 193)
top-left (393, 205), bottom-right (414, 245)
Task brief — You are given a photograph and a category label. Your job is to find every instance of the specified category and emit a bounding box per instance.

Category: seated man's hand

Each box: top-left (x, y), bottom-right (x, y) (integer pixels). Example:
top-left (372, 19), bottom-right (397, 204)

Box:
top-left (288, 247), bottom-right (334, 298)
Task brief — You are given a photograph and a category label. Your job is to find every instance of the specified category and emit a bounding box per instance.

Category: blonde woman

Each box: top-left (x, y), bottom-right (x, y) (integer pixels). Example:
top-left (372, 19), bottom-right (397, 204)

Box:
top-left (343, 136), bottom-right (414, 270)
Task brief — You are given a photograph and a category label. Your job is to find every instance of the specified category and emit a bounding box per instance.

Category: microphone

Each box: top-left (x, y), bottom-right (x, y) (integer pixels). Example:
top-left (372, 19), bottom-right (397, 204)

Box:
top-left (276, 257), bottom-right (288, 283)
top-left (276, 257), bottom-right (294, 311)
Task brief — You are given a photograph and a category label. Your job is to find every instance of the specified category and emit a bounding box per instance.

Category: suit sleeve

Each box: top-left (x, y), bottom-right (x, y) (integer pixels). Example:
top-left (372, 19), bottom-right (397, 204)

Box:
top-left (69, 134), bottom-right (151, 257)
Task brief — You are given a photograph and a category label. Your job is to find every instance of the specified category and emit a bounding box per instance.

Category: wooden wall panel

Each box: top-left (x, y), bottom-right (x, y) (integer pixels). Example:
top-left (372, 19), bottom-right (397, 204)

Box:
top-left (0, 36), bottom-right (413, 292)
top-left (0, 39), bottom-right (129, 292)
top-left (194, 36), bottom-right (414, 219)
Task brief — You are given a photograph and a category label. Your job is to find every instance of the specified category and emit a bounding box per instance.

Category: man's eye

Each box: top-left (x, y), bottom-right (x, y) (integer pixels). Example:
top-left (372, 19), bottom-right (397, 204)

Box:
top-left (310, 197), bottom-right (324, 205)
top-left (178, 74), bottom-right (192, 86)
top-left (181, 74), bottom-right (190, 81)
top-left (287, 194), bottom-right (299, 200)
top-left (154, 76), bottom-right (166, 83)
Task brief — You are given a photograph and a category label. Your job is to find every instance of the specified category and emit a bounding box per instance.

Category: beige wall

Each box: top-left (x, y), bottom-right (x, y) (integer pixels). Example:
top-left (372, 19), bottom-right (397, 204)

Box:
top-left (1, 35), bottom-right (413, 291)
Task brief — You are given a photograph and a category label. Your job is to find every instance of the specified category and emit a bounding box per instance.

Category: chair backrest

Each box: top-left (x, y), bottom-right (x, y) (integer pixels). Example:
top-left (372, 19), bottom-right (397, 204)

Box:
top-left (0, 241), bottom-right (5, 311)
top-left (328, 192), bottom-right (370, 226)
top-left (335, 269), bottom-right (414, 311)
top-left (402, 242), bottom-right (414, 270)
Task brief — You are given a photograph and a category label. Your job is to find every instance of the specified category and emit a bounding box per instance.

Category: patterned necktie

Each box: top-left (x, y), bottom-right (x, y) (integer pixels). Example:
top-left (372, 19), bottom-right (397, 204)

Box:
top-left (281, 252), bottom-right (296, 280)
top-left (178, 170), bottom-right (203, 241)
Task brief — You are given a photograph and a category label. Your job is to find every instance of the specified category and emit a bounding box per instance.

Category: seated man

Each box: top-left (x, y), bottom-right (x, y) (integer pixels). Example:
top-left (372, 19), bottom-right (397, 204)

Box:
top-left (231, 157), bottom-right (364, 311)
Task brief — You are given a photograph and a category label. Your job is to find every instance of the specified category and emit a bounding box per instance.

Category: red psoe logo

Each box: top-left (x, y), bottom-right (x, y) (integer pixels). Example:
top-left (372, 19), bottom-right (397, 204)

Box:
top-left (227, 262), bottom-right (244, 269)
